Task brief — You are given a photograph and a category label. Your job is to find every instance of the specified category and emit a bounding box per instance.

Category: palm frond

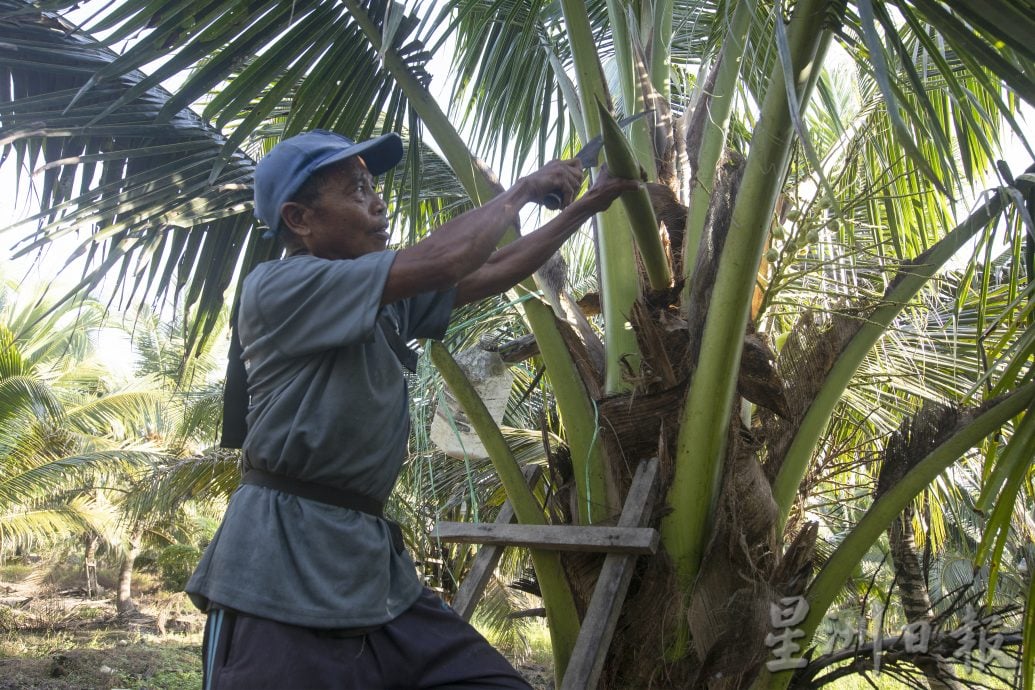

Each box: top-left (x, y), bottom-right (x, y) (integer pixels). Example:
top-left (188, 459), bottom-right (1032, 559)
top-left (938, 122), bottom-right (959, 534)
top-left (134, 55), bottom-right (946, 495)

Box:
top-left (0, 2), bottom-right (266, 349)
top-left (0, 0), bottom-right (472, 348)
top-left (0, 495), bottom-right (109, 546)
top-left (118, 452), bottom-right (240, 522)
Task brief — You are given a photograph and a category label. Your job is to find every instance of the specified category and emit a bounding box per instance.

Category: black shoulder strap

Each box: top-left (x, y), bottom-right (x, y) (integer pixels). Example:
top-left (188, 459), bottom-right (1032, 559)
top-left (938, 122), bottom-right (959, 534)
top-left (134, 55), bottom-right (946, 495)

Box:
top-left (220, 303), bottom-right (249, 449)
top-left (377, 310), bottom-right (418, 373)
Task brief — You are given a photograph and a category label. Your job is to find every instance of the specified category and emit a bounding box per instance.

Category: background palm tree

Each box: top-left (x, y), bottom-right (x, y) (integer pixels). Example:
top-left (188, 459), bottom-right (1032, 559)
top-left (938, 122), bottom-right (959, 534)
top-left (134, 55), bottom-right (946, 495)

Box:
top-left (0, 276), bottom-right (165, 582)
top-left (2, 1), bottom-right (1034, 687)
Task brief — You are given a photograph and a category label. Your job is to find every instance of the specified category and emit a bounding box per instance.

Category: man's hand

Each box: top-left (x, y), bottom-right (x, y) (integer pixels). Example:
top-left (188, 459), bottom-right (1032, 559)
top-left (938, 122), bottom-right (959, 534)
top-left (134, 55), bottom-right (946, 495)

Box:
top-left (567, 165), bottom-right (641, 216)
top-left (452, 164), bottom-right (644, 305)
top-left (519, 159), bottom-right (585, 210)
top-left (385, 158), bottom-right (640, 307)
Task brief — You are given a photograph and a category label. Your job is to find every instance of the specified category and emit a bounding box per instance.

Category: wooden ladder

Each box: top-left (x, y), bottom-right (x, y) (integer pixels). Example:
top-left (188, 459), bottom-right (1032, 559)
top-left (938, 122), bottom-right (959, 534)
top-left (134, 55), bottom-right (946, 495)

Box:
top-left (433, 457), bottom-right (660, 690)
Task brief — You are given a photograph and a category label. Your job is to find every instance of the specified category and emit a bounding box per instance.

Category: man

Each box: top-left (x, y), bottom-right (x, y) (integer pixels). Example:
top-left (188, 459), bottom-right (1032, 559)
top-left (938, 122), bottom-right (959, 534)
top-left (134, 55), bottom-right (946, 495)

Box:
top-left (187, 129), bottom-right (637, 689)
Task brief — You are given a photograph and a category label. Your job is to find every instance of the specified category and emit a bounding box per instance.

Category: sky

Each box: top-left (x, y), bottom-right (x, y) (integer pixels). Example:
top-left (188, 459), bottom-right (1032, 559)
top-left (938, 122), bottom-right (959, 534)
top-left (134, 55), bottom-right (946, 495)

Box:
top-left (0, 3), bottom-right (462, 377)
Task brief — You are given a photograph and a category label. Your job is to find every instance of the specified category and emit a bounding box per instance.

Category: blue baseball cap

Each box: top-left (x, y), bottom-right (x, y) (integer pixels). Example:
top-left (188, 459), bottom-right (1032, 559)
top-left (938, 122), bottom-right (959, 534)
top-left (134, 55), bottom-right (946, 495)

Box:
top-left (253, 129), bottom-right (404, 236)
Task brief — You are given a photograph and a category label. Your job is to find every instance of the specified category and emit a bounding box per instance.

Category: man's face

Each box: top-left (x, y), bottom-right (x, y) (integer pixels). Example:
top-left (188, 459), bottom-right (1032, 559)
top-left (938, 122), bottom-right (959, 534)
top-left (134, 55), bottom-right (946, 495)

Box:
top-left (291, 157), bottom-right (389, 260)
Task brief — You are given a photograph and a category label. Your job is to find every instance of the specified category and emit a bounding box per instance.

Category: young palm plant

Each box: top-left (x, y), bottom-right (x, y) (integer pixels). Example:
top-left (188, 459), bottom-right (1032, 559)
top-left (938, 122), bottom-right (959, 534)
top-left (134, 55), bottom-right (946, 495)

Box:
top-left (2, 1), bottom-right (1035, 687)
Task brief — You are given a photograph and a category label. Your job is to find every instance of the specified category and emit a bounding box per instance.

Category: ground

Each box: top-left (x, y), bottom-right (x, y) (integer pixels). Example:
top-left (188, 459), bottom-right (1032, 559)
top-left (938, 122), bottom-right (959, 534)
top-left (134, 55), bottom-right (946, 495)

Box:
top-left (0, 562), bottom-right (553, 690)
top-left (0, 560), bottom-right (205, 690)
top-left (0, 636), bottom-right (200, 690)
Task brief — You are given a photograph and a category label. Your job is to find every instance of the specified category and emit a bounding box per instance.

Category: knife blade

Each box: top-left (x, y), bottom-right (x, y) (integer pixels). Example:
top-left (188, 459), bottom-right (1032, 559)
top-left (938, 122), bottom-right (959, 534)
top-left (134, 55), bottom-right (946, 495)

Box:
top-left (541, 111), bottom-right (650, 210)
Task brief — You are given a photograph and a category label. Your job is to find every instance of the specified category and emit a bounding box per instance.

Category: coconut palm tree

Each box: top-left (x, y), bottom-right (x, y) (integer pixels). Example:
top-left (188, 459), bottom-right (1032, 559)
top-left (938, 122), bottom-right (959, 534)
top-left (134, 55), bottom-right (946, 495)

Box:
top-left (1, 1), bottom-right (1034, 687)
top-left (0, 272), bottom-right (224, 612)
top-left (0, 274), bottom-right (164, 578)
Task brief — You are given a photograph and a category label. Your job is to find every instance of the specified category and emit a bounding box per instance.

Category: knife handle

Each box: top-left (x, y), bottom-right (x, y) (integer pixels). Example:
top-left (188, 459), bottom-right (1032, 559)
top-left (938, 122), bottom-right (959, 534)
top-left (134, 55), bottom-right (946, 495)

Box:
top-left (541, 191), bottom-right (563, 210)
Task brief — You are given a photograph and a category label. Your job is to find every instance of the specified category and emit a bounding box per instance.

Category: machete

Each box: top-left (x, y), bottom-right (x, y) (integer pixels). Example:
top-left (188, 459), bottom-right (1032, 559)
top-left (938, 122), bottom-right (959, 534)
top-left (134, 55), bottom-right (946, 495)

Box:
top-left (541, 111), bottom-right (650, 210)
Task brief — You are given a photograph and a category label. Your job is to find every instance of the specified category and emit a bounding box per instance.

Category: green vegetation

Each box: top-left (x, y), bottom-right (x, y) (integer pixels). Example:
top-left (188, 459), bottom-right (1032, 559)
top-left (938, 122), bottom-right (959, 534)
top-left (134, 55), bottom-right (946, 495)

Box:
top-left (155, 545), bottom-right (202, 592)
top-left (0, 628), bottom-right (203, 690)
top-left (0, 554), bottom-right (204, 690)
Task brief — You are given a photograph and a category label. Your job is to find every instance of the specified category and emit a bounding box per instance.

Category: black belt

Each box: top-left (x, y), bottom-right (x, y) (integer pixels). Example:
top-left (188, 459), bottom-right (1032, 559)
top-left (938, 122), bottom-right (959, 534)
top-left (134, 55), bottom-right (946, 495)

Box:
top-left (240, 468), bottom-right (404, 553)
top-left (242, 468), bottom-right (385, 516)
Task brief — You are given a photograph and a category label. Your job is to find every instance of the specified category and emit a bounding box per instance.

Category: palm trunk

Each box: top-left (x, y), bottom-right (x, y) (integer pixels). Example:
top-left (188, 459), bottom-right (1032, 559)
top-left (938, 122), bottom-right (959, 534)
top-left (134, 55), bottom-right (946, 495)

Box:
top-left (83, 533), bottom-right (99, 598)
top-left (888, 508), bottom-right (964, 690)
top-left (116, 525), bottom-right (143, 615)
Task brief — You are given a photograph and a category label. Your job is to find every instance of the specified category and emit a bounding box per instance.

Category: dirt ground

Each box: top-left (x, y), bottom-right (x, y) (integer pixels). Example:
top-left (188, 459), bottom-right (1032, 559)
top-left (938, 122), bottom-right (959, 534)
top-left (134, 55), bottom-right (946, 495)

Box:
top-left (0, 640), bottom-right (200, 690)
top-left (0, 567), bottom-right (205, 690)
top-left (0, 570), bottom-right (552, 689)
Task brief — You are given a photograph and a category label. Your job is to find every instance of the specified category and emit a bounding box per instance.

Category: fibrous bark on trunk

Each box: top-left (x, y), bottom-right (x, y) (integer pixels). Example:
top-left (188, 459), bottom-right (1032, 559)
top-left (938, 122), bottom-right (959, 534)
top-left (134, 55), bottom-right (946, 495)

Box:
top-left (116, 524), bottom-right (143, 615)
top-left (878, 404), bottom-right (965, 690)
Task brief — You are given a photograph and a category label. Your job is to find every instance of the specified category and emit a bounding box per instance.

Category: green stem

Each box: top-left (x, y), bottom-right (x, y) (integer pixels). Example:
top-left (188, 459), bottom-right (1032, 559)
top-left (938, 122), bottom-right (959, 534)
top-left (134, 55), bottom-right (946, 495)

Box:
top-left (977, 402), bottom-right (1035, 512)
top-left (772, 190), bottom-right (1010, 533)
top-left (596, 204), bottom-right (644, 394)
top-left (624, 3), bottom-right (657, 181)
top-left (682, 0), bottom-right (756, 290)
top-left (558, 0), bottom-right (643, 393)
top-left (757, 383), bottom-right (1035, 690)
top-left (604, 0), bottom-right (634, 113)
top-left (558, 0), bottom-right (611, 137)
top-left (650, 0), bottom-right (673, 104)
top-left (597, 100), bottom-right (672, 291)
top-left (430, 342), bottom-right (581, 682)
top-left (661, 0), bottom-right (832, 595)
top-left (973, 403), bottom-right (1035, 603)
top-left (519, 294), bottom-right (613, 524)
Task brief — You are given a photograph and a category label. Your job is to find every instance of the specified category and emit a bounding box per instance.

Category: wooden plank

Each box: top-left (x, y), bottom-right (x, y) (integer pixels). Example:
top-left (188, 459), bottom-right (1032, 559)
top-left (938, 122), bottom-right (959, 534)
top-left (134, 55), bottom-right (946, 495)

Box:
top-left (449, 505), bottom-right (514, 620)
top-left (433, 522), bottom-right (659, 555)
top-left (561, 457), bottom-right (660, 690)
top-left (449, 465), bottom-right (541, 621)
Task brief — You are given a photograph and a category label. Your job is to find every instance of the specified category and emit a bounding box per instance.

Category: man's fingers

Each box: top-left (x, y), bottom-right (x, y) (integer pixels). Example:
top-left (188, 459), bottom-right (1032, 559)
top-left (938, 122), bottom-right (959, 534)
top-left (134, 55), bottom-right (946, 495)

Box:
top-left (572, 171), bottom-right (643, 214)
top-left (554, 160), bottom-right (584, 208)
top-left (530, 158), bottom-right (587, 209)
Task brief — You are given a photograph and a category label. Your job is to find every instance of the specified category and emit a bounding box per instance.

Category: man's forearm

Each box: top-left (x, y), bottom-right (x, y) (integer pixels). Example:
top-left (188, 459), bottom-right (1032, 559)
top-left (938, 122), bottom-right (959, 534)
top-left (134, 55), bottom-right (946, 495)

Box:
top-left (453, 199), bottom-right (599, 306)
top-left (452, 169), bottom-right (641, 305)
top-left (426, 180), bottom-right (531, 267)
top-left (382, 181), bottom-right (534, 304)
top-left (382, 160), bottom-right (586, 305)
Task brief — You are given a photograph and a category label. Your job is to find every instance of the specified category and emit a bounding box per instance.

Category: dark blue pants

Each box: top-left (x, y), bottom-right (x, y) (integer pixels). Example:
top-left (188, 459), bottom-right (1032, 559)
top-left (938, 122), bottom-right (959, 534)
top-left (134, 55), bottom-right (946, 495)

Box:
top-left (201, 588), bottom-right (533, 689)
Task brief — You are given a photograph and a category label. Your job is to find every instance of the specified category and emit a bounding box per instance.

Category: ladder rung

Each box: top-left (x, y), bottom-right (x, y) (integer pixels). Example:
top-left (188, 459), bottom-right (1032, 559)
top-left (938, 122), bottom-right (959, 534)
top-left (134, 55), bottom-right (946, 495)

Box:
top-left (433, 522), bottom-right (659, 555)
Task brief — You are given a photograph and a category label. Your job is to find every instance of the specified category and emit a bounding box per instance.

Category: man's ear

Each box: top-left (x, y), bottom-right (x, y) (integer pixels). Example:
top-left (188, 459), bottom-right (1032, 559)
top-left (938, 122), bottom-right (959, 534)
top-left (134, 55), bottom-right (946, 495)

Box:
top-left (280, 202), bottom-right (312, 236)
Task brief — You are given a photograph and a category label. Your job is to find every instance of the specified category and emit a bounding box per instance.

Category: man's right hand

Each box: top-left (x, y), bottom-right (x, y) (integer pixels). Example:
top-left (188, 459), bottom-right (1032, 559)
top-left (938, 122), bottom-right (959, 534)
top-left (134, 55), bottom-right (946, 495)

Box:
top-left (519, 158), bottom-right (585, 210)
